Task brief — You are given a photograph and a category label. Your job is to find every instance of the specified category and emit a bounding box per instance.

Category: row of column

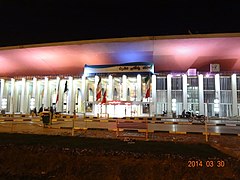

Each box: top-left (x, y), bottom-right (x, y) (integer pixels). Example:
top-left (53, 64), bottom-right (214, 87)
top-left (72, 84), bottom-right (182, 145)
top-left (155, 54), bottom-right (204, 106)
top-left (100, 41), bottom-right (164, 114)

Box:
top-left (167, 74), bottom-right (238, 116)
top-left (92, 74), bottom-right (157, 116)
top-left (1, 73), bottom-right (237, 116)
top-left (0, 74), bottom-right (157, 115)
top-left (0, 77), bottom-right (77, 114)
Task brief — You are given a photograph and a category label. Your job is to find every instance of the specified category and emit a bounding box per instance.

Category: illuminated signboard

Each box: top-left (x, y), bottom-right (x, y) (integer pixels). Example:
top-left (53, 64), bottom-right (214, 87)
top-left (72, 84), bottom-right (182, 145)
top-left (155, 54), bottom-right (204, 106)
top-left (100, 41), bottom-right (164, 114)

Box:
top-left (84, 62), bottom-right (154, 76)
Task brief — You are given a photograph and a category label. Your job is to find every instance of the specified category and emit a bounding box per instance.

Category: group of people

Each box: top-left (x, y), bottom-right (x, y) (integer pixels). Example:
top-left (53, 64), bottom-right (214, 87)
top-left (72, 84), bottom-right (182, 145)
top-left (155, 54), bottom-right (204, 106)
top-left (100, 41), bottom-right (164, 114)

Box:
top-left (31, 106), bottom-right (54, 118)
top-left (182, 109), bottom-right (195, 118)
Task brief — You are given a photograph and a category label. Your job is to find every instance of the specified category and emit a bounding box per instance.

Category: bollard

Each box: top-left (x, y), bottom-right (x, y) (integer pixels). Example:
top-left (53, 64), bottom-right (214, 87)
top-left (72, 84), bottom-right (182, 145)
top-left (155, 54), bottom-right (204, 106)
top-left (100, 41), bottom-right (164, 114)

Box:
top-left (72, 110), bottom-right (76, 136)
top-left (205, 116), bottom-right (208, 142)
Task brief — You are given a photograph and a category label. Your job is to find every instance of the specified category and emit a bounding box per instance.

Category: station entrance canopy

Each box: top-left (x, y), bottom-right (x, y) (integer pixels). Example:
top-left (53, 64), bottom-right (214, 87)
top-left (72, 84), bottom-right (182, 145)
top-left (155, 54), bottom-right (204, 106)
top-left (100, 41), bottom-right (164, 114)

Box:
top-left (1, 33), bottom-right (240, 77)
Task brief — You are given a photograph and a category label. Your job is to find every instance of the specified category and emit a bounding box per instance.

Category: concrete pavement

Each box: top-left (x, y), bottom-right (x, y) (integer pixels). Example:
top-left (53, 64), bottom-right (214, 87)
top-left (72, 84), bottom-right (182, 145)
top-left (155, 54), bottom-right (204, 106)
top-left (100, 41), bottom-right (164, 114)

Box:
top-left (1, 116), bottom-right (240, 136)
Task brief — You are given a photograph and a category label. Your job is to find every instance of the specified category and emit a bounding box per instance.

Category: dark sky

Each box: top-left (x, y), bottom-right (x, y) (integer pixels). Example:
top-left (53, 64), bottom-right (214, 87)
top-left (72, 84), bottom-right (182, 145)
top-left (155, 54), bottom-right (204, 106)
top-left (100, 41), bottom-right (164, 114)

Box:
top-left (0, 0), bottom-right (240, 47)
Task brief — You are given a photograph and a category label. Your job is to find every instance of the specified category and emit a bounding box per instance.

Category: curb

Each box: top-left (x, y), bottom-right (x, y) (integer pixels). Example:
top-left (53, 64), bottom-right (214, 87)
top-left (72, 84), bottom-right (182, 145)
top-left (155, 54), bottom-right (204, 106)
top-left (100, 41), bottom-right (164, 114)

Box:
top-left (1, 118), bottom-right (240, 127)
top-left (48, 126), bottom-right (240, 136)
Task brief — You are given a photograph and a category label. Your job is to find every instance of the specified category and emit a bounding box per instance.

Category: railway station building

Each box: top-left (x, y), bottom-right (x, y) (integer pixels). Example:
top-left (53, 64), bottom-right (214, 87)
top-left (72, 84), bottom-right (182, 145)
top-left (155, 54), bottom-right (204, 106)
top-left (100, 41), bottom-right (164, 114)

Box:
top-left (1, 33), bottom-right (240, 118)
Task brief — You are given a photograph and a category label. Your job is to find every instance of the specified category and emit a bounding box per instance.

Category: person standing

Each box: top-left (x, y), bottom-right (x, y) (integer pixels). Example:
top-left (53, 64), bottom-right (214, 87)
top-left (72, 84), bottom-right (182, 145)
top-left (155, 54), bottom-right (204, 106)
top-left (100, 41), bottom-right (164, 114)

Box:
top-left (182, 109), bottom-right (186, 118)
top-left (38, 106), bottom-right (43, 114)
top-left (50, 106), bottom-right (54, 119)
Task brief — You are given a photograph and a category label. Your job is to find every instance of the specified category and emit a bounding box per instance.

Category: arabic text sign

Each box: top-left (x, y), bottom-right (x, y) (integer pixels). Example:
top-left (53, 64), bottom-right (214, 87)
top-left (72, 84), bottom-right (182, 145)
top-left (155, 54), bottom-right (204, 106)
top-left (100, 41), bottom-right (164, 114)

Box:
top-left (84, 64), bottom-right (154, 75)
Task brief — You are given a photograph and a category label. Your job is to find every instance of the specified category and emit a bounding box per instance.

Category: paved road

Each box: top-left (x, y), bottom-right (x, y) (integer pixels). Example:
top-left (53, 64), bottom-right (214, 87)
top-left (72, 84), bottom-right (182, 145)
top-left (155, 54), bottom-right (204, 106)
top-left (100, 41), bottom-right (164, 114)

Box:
top-left (161, 118), bottom-right (240, 124)
top-left (0, 118), bottom-right (240, 135)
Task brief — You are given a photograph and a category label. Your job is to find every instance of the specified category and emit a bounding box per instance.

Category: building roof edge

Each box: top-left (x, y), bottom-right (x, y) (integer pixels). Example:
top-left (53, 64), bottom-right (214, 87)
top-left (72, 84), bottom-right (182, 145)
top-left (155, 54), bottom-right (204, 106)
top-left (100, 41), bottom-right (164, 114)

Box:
top-left (1, 32), bottom-right (240, 51)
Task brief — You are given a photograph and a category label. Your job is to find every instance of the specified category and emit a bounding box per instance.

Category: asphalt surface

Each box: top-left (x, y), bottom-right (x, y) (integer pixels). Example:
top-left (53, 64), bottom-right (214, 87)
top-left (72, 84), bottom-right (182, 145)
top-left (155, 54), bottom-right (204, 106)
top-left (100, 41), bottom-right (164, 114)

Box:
top-left (0, 117), bottom-right (240, 160)
top-left (0, 116), bottom-right (240, 136)
top-left (2, 114), bottom-right (240, 164)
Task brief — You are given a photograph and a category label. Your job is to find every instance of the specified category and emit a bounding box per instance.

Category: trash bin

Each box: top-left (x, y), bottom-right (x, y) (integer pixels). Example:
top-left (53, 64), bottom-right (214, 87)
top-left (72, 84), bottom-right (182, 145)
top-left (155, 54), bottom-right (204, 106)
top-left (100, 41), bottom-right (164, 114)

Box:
top-left (1, 109), bottom-right (5, 114)
top-left (172, 112), bottom-right (176, 118)
top-left (41, 111), bottom-right (51, 127)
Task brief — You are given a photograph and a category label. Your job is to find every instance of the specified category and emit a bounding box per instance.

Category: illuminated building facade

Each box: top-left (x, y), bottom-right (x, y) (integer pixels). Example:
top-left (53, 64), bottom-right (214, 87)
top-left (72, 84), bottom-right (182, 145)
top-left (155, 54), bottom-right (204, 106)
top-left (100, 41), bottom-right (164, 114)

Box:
top-left (1, 33), bottom-right (240, 118)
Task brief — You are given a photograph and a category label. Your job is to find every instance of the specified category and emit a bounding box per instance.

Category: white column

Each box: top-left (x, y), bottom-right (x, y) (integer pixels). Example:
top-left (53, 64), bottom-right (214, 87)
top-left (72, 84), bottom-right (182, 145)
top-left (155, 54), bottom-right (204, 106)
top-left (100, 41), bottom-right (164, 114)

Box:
top-left (215, 74), bottom-right (220, 116)
top-left (10, 78), bottom-right (15, 114)
top-left (94, 76), bottom-right (99, 116)
top-left (59, 79), bottom-right (64, 113)
top-left (108, 75), bottom-right (113, 101)
top-left (67, 76), bottom-right (74, 114)
top-left (75, 79), bottom-right (82, 113)
top-left (36, 79), bottom-right (43, 111)
top-left (48, 80), bottom-right (54, 107)
top-left (215, 74), bottom-right (220, 100)
top-left (43, 77), bottom-right (49, 109)
top-left (182, 74), bottom-right (188, 111)
top-left (167, 74), bottom-right (172, 116)
top-left (82, 75), bottom-right (86, 113)
top-left (152, 74), bottom-right (157, 116)
top-left (26, 80), bottom-right (32, 113)
top-left (55, 77), bottom-right (61, 112)
top-left (94, 76), bottom-right (99, 101)
top-left (36, 80), bottom-right (40, 111)
top-left (0, 79), bottom-right (5, 109)
top-left (32, 77), bottom-right (37, 98)
top-left (198, 74), bottom-right (204, 115)
top-left (20, 78), bottom-right (26, 113)
top-left (232, 74), bottom-right (237, 116)
top-left (31, 77), bottom-right (37, 111)
top-left (122, 75), bottom-right (127, 101)
top-left (137, 74), bottom-right (142, 101)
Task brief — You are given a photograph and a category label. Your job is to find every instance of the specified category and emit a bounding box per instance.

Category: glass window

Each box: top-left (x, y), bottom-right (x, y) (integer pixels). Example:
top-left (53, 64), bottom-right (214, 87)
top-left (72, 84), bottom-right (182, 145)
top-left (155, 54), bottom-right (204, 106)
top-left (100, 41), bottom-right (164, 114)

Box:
top-left (6, 80), bottom-right (11, 112)
top-left (142, 76), bottom-right (151, 100)
top-left (204, 91), bottom-right (215, 103)
top-left (187, 77), bottom-right (199, 112)
top-left (157, 77), bottom-right (167, 90)
top-left (237, 91), bottom-right (240, 103)
top-left (156, 76), bottom-right (167, 115)
top-left (49, 79), bottom-right (56, 106)
top-left (172, 77), bottom-right (182, 90)
top-left (128, 77), bottom-right (137, 101)
top-left (156, 91), bottom-right (167, 102)
top-left (203, 77), bottom-right (215, 90)
top-left (27, 81), bottom-right (33, 97)
top-left (171, 91), bottom-right (183, 102)
top-left (187, 77), bottom-right (199, 104)
top-left (171, 76), bottom-right (183, 114)
top-left (38, 80), bottom-right (44, 109)
top-left (220, 76), bottom-right (232, 104)
top-left (237, 77), bottom-right (240, 90)
top-left (113, 77), bottom-right (122, 100)
top-left (86, 77), bottom-right (95, 102)
top-left (220, 76), bottom-right (231, 90)
top-left (220, 91), bottom-right (232, 103)
top-left (15, 81), bottom-right (22, 113)
top-left (188, 77), bottom-right (198, 87)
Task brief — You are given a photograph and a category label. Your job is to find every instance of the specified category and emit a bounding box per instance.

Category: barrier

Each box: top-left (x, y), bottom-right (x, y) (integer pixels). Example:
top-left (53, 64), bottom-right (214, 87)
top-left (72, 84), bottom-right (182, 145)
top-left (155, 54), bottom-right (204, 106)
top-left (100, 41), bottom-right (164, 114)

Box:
top-left (122, 117), bottom-right (161, 121)
top-left (116, 119), bottom-right (149, 140)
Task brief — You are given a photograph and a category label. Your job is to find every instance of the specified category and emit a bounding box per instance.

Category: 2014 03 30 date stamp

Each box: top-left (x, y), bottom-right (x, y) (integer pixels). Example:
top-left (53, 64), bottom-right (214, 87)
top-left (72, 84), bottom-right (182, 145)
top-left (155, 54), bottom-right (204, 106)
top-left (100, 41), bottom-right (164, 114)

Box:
top-left (188, 160), bottom-right (225, 168)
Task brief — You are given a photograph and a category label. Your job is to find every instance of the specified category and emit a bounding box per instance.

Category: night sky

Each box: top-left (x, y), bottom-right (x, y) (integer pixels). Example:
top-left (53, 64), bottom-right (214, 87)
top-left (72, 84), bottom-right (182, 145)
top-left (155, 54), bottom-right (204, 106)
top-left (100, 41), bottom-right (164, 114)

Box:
top-left (0, 1), bottom-right (240, 47)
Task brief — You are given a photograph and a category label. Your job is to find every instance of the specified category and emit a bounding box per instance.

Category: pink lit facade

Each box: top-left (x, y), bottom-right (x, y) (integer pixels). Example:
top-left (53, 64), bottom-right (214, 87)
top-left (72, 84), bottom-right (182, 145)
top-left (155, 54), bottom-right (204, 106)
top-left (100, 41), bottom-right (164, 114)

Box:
top-left (1, 33), bottom-right (240, 117)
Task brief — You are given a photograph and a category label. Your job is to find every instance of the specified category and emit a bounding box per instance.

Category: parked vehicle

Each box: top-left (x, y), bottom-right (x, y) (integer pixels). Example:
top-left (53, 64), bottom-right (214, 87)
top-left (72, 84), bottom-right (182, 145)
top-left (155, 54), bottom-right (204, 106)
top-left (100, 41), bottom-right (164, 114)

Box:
top-left (181, 111), bottom-right (206, 123)
top-left (188, 113), bottom-right (206, 123)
